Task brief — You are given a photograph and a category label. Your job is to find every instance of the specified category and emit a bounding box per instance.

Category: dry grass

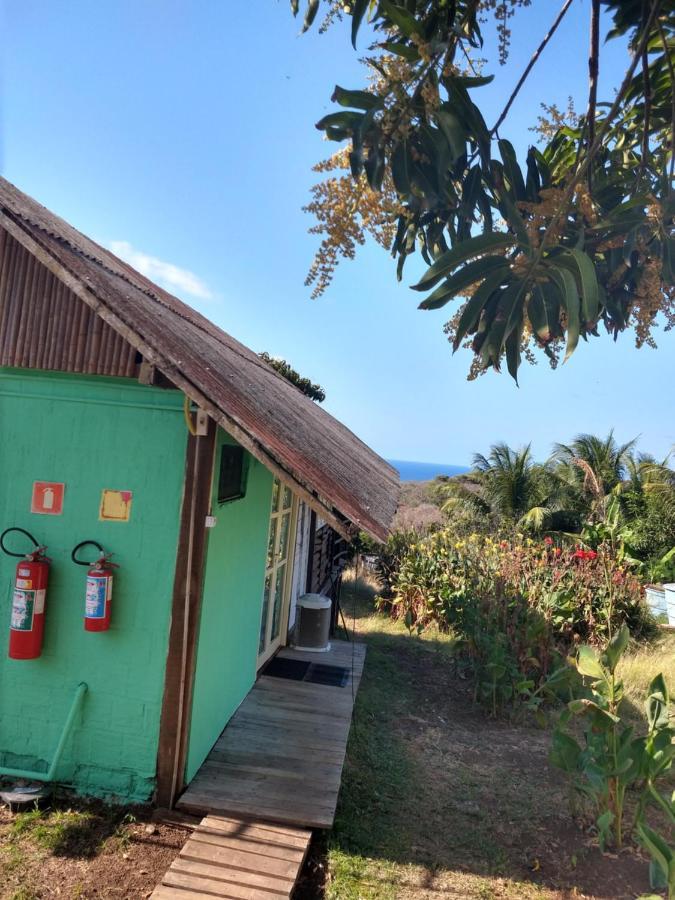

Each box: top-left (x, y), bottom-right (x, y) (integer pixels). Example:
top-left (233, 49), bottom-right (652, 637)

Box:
top-left (618, 631), bottom-right (675, 710)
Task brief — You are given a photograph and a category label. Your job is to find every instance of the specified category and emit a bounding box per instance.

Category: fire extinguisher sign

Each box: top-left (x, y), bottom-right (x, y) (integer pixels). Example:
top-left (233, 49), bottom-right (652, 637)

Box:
top-left (31, 482), bottom-right (65, 516)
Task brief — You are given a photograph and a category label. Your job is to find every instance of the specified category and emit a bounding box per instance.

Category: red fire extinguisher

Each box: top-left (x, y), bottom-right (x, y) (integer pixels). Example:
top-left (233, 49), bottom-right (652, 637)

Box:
top-left (72, 541), bottom-right (117, 632)
top-left (1, 528), bottom-right (51, 660)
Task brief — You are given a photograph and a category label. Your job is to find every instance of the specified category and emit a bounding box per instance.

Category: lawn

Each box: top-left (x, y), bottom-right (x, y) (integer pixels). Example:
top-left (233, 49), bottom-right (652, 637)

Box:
top-left (296, 570), bottom-right (675, 900)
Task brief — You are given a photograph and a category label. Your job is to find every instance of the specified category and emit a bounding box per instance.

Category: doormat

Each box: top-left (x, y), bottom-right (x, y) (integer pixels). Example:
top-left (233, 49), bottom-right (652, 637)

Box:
top-left (263, 657), bottom-right (350, 688)
top-left (306, 663), bottom-right (350, 687)
top-left (263, 657), bottom-right (310, 681)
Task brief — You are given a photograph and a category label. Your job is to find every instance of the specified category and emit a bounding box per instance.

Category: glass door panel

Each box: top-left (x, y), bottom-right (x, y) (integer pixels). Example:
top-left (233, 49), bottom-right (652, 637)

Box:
top-left (258, 478), bottom-right (297, 666)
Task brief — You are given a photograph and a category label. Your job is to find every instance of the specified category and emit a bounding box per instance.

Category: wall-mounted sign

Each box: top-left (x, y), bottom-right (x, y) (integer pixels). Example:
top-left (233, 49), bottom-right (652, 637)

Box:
top-left (31, 481), bottom-right (65, 515)
top-left (99, 489), bottom-right (133, 523)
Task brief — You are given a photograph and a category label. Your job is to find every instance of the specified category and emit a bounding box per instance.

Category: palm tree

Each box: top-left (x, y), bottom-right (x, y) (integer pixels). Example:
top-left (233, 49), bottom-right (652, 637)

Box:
top-left (442, 443), bottom-right (558, 528)
top-left (553, 431), bottom-right (637, 497)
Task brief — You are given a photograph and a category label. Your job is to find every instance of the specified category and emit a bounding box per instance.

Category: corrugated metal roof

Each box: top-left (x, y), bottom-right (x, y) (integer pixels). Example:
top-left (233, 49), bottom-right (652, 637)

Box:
top-left (0, 177), bottom-right (399, 540)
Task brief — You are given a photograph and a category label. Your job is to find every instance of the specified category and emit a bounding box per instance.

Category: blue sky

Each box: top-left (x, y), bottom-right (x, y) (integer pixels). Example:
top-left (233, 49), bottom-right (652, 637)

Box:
top-left (3, 1), bottom-right (673, 466)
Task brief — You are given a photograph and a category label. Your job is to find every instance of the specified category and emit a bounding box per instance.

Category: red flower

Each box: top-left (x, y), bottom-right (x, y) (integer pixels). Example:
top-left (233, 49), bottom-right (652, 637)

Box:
top-left (544, 536), bottom-right (553, 546)
top-left (572, 548), bottom-right (598, 561)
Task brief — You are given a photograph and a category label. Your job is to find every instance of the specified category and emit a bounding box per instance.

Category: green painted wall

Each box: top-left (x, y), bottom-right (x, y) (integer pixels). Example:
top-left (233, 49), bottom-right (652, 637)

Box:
top-left (185, 430), bottom-right (273, 782)
top-left (0, 369), bottom-right (187, 800)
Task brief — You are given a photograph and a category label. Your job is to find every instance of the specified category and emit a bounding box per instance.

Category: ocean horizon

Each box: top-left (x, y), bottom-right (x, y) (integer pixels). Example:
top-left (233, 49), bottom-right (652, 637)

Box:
top-left (388, 459), bottom-right (469, 482)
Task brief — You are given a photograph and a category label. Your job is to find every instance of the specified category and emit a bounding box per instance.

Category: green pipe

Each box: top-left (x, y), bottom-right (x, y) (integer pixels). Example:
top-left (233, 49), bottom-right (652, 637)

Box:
top-left (0, 682), bottom-right (88, 783)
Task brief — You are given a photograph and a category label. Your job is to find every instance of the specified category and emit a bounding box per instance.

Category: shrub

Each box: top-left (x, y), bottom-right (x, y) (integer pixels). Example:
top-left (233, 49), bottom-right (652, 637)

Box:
top-left (385, 530), bottom-right (655, 713)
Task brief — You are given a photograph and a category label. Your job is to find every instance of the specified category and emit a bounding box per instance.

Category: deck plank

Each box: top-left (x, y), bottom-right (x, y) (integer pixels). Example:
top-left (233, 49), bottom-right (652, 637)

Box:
top-left (151, 815), bottom-right (310, 899)
top-left (178, 640), bottom-right (365, 829)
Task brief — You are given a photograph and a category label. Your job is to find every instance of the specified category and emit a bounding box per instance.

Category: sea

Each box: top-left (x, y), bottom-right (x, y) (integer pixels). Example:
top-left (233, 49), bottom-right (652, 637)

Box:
top-left (388, 459), bottom-right (469, 482)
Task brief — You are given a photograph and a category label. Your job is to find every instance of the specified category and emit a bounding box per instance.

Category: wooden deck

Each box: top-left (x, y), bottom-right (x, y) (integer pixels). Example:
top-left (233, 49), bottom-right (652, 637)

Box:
top-left (151, 815), bottom-right (312, 899)
top-left (177, 640), bottom-right (366, 830)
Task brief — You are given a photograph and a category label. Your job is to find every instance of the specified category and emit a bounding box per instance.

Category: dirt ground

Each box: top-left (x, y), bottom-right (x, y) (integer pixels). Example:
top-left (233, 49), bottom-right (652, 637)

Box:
top-left (0, 800), bottom-right (189, 899)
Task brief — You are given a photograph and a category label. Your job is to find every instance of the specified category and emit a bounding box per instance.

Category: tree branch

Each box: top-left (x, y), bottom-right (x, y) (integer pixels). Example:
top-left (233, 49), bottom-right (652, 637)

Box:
top-left (491, 0), bottom-right (575, 137)
top-left (586, 0), bottom-right (601, 169)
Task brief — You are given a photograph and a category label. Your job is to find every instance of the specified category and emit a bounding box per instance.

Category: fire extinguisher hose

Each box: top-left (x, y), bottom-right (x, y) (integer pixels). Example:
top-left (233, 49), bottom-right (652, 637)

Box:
top-left (0, 527), bottom-right (41, 558)
top-left (71, 540), bottom-right (105, 566)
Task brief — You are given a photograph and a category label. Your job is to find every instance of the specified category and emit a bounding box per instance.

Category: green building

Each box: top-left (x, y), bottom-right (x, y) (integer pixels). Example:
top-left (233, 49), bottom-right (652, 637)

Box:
top-left (0, 177), bottom-right (398, 807)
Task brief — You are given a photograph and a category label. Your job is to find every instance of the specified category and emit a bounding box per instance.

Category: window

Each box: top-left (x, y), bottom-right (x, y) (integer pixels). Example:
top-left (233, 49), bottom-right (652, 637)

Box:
top-left (217, 445), bottom-right (247, 504)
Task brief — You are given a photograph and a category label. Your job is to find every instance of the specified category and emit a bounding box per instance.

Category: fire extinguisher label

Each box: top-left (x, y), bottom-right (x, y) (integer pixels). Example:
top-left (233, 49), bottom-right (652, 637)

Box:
top-left (16, 578), bottom-right (32, 589)
top-left (34, 589), bottom-right (46, 615)
top-left (11, 589), bottom-right (35, 631)
top-left (85, 576), bottom-right (109, 619)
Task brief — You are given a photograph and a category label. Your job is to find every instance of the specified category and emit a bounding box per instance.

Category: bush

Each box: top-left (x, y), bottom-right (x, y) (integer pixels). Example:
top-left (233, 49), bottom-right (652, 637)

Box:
top-left (385, 531), bottom-right (655, 713)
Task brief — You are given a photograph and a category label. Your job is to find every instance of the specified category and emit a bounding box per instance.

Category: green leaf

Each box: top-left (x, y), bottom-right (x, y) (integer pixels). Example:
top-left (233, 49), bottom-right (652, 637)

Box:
top-left (527, 287), bottom-right (553, 342)
top-left (302, 0), bottom-right (319, 32)
top-left (331, 85), bottom-right (382, 111)
top-left (380, 40), bottom-right (420, 62)
top-left (601, 625), bottom-right (630, 674)
top-left (576, 645), bottom-right (606, 680)
top-left (549, 730), bottom-right (582, 772)
top-left (569, 698), bottom-right (620, 723)
top-left (455, 74), bottom-right (495, 89)
top-left (391, 140), bottom-right (411, 194)
top-left (351, 0), bottom-right (371, 47)
top-left (498, 139), bottom-right (526, 201)
top-left (505, 322), bottom-right (522, 383)
top-left (453, 269), bottom-right (508, 349)
top-left (556, 249), bottom-right (599, 323)
top-left (496, 185), bottom-right (531, 248)
top-left (483, 279), bottom-right (527, 367)
top-left (418, 256), bottom-right (509, 310)
top-left (411, 232), bottom-right (515, 292)
top-left (646, 673), bottom-right (671, 731)
top-left (379, 1), bottom-right (421, 38)
top-left (437, 111), bottom-right (467, 161)
top-left (315, 110), bottom-right (364, 132)
top-left (596, 810), bottom-right (614, 851)
top-left (637, 822), bottom-right (673, 886)
top-left (548, 265), bottom-right (580, 362)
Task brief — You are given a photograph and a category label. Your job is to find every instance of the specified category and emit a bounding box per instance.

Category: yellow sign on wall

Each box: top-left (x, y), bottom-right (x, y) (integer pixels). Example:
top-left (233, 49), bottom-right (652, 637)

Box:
top-left (99, 489), bottom-right (133, 522)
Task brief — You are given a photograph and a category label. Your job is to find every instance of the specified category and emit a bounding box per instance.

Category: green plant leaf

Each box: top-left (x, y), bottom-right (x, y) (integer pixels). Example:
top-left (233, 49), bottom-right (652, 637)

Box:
top-left (549, 730), bottom-right (581, 772)
top-left (411, 232), bottom-right (515, 292)
top-left (379, 1), bottom-right (421, 38)
top-left (391, 140), bottom-right (411, 194)
top-left (350, 0), bottom-right (372, 47)
top-left (637, 822), bottom-right (673, 887)
top-left (601, 624), bottom-right (630, 674)
top-left (556, 249), bottom-right (600, 324)
top-left (576, 645), bottom-right (606, 679)
top-left (315, 110), bottom-right (364, 133)
top-left (548, 265), bottom-right (581, 361)
top-left (331, 85), bottom-right (383, 111)
top-left (301, 0), bottom-right (319, 32)
top-left (498, 139), bottom-right (526, 201)
top-left (418, 257), bottom-right (509, 310)
top-left (453, 269), bottom-right (508, 348)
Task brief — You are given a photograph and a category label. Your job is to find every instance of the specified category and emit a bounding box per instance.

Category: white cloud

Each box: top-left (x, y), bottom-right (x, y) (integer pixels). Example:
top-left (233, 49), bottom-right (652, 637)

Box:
top-left (108, 240), bottom-right (213, 301)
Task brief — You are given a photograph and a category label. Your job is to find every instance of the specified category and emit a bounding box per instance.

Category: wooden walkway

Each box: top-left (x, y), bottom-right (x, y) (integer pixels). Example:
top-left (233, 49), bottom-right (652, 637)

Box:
top-left (151, 815), bottom-right (312, 899)
top-left (177, 640), bottom-right (366, 829)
